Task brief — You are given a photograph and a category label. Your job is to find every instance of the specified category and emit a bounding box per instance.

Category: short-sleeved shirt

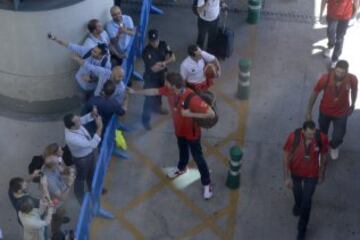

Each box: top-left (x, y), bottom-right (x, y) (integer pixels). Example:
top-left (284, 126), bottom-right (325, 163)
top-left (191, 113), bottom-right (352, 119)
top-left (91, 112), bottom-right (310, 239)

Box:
top-left (105, 16), bottom-right (134, 53)
top-left (42, 168), bottom-right (67, 200)
top-left (283, 131), bottom-right (329, 178)
top-left (84, 95), bottom-right (125, 128)
top-left (142, 41), bottom-right (172, 87)
top-left (314, 71), bottom-right (358, 117)
top-left (197, 0), bottom-right (220, 21)
top-left (327, 0), bottom-right (354, 20)
top-left (8, 190), bottom-right (40, 225)
top-left (68, 43), bottom-right (111, 91)
top-left (180, 50), bottom-right (216, 84)
top-left (159, 87), bottom-right (209, 140)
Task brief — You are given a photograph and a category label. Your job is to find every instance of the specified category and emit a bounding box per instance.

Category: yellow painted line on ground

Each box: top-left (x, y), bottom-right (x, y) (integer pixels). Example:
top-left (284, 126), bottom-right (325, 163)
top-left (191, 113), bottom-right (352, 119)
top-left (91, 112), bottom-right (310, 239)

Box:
top-left (119, 181), bottom-right (166, 213)
top-left (128, 143), bottom-right (228, 239)
top-left (225, 190), bottom-right (241, 239)
top-left (176, 207), bottom-right (230, 240)
top-left (203, 140), bottom-right (229, 167)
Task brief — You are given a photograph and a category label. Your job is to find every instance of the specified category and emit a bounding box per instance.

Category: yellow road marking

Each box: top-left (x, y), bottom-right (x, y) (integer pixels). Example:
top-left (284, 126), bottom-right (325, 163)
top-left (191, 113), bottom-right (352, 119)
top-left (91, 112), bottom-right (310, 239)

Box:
top-left (176, 207), bottom-right (230, 240)
top-left (128, 143), bottom-right (228, 239)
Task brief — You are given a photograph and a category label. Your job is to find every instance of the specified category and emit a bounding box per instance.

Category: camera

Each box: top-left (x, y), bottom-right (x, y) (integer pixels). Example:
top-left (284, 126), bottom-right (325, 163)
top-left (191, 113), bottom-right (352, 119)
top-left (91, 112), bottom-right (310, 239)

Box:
top-left (47, 33), bottom-right (55, 40)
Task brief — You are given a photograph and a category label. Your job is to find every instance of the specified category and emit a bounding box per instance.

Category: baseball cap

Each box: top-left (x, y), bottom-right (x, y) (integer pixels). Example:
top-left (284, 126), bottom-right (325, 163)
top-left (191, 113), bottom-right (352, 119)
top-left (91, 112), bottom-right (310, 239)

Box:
top-left (148, 29), bottom-right (159, 41)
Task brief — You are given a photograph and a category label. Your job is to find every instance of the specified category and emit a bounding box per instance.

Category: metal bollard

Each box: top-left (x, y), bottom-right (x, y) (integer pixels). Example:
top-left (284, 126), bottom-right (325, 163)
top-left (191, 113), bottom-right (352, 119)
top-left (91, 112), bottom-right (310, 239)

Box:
top-left (247, 0), bottom-right (262, 24)
top-left (237, 59), bottom-right (251, 100)
top-left (226, 146), bottom-right (243, 189)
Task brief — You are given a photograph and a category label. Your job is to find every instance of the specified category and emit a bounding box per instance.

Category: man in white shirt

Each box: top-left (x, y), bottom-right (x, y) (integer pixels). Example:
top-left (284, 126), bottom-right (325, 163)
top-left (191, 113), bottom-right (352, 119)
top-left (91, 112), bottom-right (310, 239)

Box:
top-left (180, 44), bottom-right (221, 92)
top-left (105, 6), bottom-right (135, 66)
top-left (48, 35), bottom-right (111, 97)
top-left (71, 55), bottom-right (126, 103)
top-left (63, 107), bottom-right (103, 204)
top-left (196, 0), bottom-right (226, 52)
top-left (84, 19), bottom-right (122, 67)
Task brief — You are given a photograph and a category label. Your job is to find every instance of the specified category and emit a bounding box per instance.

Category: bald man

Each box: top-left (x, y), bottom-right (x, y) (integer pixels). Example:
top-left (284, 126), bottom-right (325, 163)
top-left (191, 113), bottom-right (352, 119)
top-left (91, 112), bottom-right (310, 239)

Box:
top-left (105, 6), bottom-right (135, 66)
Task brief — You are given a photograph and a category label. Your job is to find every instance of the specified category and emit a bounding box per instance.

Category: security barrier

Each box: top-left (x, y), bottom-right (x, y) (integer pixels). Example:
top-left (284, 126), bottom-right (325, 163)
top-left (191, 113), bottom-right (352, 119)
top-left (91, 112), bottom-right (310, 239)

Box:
top-left (75, 1), bottom-right (162, 239)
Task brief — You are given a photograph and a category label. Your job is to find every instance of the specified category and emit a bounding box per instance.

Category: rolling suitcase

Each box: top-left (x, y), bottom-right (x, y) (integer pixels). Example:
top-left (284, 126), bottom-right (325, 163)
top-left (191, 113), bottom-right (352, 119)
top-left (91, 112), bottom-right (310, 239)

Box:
top-left (214, 10), bottom-right (234, 60)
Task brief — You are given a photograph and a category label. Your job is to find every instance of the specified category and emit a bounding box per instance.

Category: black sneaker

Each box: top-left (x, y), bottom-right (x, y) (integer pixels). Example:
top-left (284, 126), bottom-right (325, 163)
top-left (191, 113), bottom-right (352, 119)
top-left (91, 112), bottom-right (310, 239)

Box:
top-left (143, 123), bottom-right (152, 131)
top-left (62, 216), bottom-right (71, 224)
top-left (297, 228), bottom-right (306, 240)
top-left (292, 205), bottom-right (301, 217)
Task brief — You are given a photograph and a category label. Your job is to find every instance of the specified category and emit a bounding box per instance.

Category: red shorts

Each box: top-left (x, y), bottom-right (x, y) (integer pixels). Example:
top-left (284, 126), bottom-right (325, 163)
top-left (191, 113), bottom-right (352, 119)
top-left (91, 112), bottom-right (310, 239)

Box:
top-left (187, 78), bottom-right (214, 92)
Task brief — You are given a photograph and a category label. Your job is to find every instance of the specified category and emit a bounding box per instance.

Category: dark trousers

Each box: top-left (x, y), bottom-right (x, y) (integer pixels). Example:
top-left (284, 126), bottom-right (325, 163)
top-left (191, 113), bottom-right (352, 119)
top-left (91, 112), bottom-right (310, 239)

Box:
top-left (197, 17), bottom-right (219, 53)
top-left (177, 137), bottom-right (211, 185)
top-left (114, 0), bottom-right (121, 6)
top-left (318, 112), bottom-right (348, 149)
top-left (73, 151), bottom-right (96, 204)
top-left (51, 207), bottom-right (66, 235)
top-left (292, 175), bottom-right (318, 232)
top-left (326, 17), bottom-right (350, 61)
top-left (142, 95), bottom-right (163, 126)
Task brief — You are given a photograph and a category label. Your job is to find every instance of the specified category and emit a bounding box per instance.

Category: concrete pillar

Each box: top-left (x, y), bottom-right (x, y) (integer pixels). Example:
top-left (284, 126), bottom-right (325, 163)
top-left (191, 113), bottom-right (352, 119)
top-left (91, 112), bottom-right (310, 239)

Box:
top-left (0, 0), bottom-right (113, 114)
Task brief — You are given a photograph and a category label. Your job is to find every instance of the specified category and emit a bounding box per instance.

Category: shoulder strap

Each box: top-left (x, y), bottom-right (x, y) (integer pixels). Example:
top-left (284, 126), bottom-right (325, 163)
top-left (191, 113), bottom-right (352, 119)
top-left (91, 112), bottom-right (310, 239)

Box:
top-left (323, 71), bottom-right (332, 91)
top-left (183, 92), bottom-right (196, 109)
top-left (100, 56), bottom-right (108, 67)
top-left (315, 129), bottom-right (322, 150)
top-left (291, 128), bottom-right (302, 154)
top-left (82, 49), bottom-right (92, 59)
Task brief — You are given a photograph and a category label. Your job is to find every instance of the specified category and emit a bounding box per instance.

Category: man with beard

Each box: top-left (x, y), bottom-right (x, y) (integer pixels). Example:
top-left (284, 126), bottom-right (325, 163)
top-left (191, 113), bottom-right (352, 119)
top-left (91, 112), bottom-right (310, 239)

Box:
top-left (306, 60), bottom-right (357, 160)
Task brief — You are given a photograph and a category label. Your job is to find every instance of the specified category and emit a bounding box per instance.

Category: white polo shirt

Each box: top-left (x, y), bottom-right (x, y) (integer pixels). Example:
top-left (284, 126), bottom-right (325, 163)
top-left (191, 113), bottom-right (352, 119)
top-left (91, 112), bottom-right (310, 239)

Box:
top-left (180, 50), bottom-right (216, 84)
top-left (197, 0), bottom-right (220, 22)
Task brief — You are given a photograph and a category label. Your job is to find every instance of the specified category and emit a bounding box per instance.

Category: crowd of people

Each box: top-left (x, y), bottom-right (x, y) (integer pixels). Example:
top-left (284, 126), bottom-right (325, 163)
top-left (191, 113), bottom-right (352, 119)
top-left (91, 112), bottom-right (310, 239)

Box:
top-left (5, 0), bottom-right (359, 240)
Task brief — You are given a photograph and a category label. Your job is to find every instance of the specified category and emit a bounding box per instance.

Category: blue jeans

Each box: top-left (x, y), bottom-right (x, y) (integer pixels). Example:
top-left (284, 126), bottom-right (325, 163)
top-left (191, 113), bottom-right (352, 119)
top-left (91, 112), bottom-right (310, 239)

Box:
top-left (177, 137), bottom-right (211, 185)
top-left (326, 17), bottom-right (350, 61)
top-left (142, 96), bottom-right (162, 126)
top-left (73, 151), bottom-right (96, 204)
top-left (292, 175), bottom-right (318, 232)
top-left (318, 112), bottom-right (348, 149)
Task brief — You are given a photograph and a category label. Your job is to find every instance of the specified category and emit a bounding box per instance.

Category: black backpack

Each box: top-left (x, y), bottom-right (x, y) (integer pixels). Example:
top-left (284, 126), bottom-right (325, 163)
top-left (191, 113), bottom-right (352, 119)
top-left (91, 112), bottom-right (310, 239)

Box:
top-left (183, 90), bottom-right (219, 129)
top-left (192, 0), bottom-right (208, 16)
top-left (291, 128), bottom-right (322, 155)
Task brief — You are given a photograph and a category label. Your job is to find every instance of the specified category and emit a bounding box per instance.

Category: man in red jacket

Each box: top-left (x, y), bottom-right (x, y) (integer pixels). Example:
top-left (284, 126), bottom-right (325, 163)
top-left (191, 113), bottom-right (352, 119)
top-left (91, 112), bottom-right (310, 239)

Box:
top-left (128, 72), bottom-right (215, 200)
top-left (320, 0), bottom-right (359, 67)
top-left (283, 120), bottom-right (329, 240)
top-left (306, 60), bottom-right (357, 160)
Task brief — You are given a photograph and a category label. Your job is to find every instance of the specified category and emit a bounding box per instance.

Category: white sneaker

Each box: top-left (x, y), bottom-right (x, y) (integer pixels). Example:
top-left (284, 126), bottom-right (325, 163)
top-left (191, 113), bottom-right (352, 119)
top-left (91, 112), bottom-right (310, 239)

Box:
top-left (330, 60), bottom-right (337, 69)
top-left (330, 147), bottom-right (339, 160)
top-left (203, 185), bottom-right (213, 200)
top-left (167, 168), bottom-right (187, 179)
top-left (323, 47), bottom-right (333, 59)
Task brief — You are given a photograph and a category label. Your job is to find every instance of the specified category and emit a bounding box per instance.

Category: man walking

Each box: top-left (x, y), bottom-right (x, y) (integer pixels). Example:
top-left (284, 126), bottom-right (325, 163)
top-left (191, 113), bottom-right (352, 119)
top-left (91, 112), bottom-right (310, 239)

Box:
top-left (128, 72), bottom-right (215, 199)
top-left (306, 60), bottom-right (357, 160)
top-left (141, 29), bottom-right (176, 130)
top-left (283, 120), bottom-right (329, 240)
top-left (320, 0), bottom-right (359, 67)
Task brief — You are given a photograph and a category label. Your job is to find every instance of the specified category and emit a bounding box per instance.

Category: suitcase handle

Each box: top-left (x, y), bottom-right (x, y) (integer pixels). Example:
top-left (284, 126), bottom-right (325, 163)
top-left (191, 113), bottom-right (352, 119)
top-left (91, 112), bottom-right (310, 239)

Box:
top-left (220, 8), bottom-right (228, 30)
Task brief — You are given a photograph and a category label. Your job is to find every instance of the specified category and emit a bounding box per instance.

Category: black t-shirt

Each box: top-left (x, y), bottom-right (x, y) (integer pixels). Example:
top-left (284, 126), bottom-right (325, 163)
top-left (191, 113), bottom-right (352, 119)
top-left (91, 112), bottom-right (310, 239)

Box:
top-left (142, 40), bottom-right (172, 87)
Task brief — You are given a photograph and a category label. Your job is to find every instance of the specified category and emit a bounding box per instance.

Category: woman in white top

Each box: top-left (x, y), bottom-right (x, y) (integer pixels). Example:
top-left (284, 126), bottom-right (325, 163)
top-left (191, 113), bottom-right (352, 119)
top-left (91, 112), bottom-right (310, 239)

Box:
top-left (18, 197), bottom-right (54, 240)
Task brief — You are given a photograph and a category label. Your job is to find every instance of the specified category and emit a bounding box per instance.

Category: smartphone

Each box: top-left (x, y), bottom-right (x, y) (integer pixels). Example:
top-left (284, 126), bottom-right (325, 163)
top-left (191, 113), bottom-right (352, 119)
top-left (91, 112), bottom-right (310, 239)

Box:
top-left (47, 33), bottom-right (54, 40)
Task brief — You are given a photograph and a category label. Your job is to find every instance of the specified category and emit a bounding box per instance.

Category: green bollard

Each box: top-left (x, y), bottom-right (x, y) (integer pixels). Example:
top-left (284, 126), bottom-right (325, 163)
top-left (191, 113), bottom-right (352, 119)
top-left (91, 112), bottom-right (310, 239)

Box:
top-left (247, 0), bottom-right (262, 24)
top-left (237, 59), bottom-right (251, 100)
top-left (226, 146), bottom-right (243, 189)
